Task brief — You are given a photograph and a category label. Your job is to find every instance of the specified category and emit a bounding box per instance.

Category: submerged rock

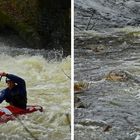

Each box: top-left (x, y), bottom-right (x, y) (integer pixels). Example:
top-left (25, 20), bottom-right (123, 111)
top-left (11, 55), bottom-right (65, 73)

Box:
top-left (106, 69), bottom-right (140, 84)
top-left (106, 70), bottom-right (130, 82)
top-left (74, 96), bottom-right (86, 108)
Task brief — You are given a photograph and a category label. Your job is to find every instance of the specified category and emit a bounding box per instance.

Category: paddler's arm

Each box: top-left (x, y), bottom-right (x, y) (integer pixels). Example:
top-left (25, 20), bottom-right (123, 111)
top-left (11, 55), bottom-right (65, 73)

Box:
top-left (0, 72), bottom-right (26, 88)
top-left (7, 74), bottom-right (26, 88)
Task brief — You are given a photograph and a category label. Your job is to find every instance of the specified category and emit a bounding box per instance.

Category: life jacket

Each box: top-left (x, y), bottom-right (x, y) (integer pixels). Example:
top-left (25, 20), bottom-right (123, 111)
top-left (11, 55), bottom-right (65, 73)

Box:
top-left (5, 86), bottom-right (27, 109)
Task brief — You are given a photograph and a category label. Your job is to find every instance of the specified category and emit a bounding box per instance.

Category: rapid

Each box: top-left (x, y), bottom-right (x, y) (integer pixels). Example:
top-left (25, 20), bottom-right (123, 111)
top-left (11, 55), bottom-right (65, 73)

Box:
top-left (75, 0), bottom-right (140, 139)
top-left (74, 27), bottom-right (140, 140)
top-left (0, 38), bottom-right (71, 140)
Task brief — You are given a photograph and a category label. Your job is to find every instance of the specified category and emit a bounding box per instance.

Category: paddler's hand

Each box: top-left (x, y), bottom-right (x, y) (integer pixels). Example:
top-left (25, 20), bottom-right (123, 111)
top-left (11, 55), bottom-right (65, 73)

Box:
top-left (0, 72), bottom-right (7, 77)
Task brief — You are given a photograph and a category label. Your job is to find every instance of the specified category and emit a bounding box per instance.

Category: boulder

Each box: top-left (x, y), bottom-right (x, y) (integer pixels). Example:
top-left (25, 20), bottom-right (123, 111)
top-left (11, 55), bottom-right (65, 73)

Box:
top-left (0, 0), bottom-right (71, 55)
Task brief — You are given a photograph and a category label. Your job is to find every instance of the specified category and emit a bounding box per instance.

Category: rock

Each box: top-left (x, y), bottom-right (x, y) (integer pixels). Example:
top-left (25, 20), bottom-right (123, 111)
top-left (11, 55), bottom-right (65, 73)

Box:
top-left (0, 0), bottom-right (70, 55)
top-left (75, 0), bottom-right (140, 31)
top-left (103, 125), bottom-right (112, 132)
top-left (106, 70), bottom-right (131, 82)
top-left (74, 96), bottom-right (86, 108)
top-left (75, 102), bottom-right (86, 108)
top-left (106, 69), bottom-right (140, 84)
top-left (74, 81), bottom-right (90, 93)
top-left (74, 96), bottom-right (81, 103)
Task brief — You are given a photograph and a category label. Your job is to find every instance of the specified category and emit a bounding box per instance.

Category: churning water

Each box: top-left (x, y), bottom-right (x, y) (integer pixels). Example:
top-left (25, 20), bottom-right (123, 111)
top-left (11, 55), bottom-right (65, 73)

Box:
top-left (74, 27), bottom-right (140, 140)
top-left (0, 43), bottom-right (71, 140)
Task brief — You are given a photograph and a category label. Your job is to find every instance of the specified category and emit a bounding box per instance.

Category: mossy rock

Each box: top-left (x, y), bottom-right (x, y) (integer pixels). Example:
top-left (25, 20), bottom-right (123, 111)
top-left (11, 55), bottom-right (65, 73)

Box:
top-left (0, 10), bottom-right (40, 48)
top-left (15, 22), bottom-right (40, 48)
top-left (0, 11), bottom-right (12, 29)
top-left (0, 0), bottom-right (70, 54)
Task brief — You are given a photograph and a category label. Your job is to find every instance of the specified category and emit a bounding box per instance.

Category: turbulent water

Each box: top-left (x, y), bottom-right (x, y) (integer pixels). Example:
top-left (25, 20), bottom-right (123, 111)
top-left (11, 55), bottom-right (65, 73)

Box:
top-left (0, 40), bottom-right (71, 140)
top-left (74, 0), bottom-right (140, 139)
top-left (75, 27), bottom-right (140, 139)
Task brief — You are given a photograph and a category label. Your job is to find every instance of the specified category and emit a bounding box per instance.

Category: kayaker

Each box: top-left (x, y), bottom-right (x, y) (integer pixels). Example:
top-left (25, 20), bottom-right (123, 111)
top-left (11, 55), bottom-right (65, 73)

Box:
top-left (0, 72), bottom-right (27, 109)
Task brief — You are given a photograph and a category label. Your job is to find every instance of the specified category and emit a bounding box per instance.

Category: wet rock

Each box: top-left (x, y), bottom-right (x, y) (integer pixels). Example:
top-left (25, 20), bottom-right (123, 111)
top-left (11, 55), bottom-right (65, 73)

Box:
top-left (75, 0), bottom-right (140, 31)
top-left (106, 70), bottom-right (130, 82)
top-left (74, 96), bottom-right (81, 103)
top-left (75, 102), bottom-right (86, 109)
top-left (134, 126), bottom-right (140, 132)
top-left (106, 69), bottom-right (140, 84)
top-left (0, 0), bottom-right (70, 55)
top-left (74, 96), bottom-right (86, 108)
top-left (74, 81), bottom-right (90, 93)
top-left (103, 125), bottom-right (112, 132)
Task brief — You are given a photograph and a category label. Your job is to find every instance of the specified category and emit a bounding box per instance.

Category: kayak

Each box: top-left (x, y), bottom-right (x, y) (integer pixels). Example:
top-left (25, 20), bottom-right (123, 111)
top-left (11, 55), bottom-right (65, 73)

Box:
top-left (0, 105), bottom-right (43, 124)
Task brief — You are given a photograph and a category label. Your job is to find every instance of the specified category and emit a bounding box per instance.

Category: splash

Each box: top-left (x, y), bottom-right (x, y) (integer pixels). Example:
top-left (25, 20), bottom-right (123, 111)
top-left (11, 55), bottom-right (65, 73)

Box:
top-left (0, 45), bottom-right (71, 140)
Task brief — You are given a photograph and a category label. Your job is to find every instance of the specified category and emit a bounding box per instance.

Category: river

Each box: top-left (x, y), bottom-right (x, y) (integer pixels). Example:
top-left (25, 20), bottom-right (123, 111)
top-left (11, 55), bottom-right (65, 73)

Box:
top-left (74, 0), bottom-right (140, 139)
top-left (74, 27), bottom-right (140, 140)
top-left (0, 35), bottom-right (71, 140)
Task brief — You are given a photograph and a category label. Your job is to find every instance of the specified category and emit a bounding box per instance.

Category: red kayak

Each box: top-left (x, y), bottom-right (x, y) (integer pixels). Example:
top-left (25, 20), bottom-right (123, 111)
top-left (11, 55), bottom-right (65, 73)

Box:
top-left (0, 105), bottom-right (43, 124)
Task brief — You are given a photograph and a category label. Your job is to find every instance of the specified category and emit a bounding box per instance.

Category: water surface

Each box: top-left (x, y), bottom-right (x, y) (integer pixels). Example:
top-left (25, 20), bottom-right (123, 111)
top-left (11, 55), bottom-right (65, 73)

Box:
top-left (0, 42), bottom-right (71, 140)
